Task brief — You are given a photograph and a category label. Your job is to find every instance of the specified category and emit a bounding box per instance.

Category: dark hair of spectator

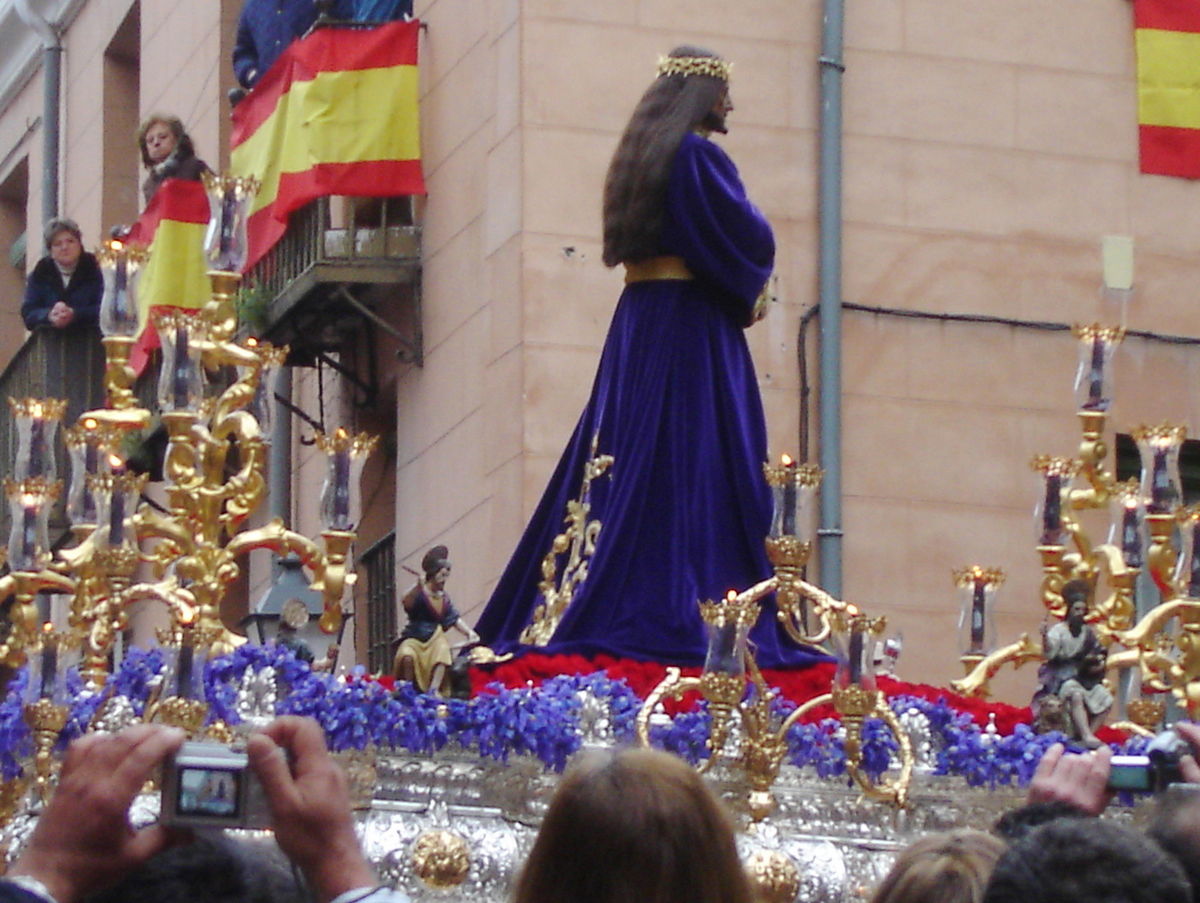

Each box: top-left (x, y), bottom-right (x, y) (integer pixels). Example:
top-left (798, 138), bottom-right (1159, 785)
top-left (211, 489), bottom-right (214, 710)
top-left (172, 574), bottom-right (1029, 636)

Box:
top-left (136, 114), bottom-right (196, 168)
top-left (601, 45), bottom-right (729, 268)
top-left (870, 829), bottom-right (1005, 903)
top-left (984, 818), bottom-right (1190, 903)
top-left (990, 800), bottom-right (1091, 843)
top-left (512, 747), bottom-right (754, 903)
top-left (43, 217), bottom-right (82, 251)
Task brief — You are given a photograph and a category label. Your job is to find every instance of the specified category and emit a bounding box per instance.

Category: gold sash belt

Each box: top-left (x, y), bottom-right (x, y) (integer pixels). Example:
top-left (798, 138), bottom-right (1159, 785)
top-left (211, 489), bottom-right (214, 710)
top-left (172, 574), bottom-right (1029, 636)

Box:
top-left (624, 255), bottom-right (694, 284)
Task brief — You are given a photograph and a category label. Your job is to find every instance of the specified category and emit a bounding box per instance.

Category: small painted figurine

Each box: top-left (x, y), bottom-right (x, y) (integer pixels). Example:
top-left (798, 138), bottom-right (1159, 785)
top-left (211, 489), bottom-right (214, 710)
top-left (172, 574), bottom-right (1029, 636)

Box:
top-left (1032, 579), bottom-right (1113, 748)
top-left (394, 546), bottom-right (479, 694)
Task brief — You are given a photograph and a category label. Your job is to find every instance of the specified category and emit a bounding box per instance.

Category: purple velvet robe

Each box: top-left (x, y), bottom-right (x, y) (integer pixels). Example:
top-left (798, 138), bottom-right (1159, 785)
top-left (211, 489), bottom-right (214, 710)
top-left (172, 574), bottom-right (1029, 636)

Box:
top-left (476, 133), bottom-right (828, 669)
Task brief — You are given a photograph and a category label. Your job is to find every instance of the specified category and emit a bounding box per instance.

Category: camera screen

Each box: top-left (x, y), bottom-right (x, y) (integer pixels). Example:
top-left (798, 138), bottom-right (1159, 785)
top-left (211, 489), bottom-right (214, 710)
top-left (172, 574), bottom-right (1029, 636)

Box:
top-left (174, 765), bottom-right (242, 819)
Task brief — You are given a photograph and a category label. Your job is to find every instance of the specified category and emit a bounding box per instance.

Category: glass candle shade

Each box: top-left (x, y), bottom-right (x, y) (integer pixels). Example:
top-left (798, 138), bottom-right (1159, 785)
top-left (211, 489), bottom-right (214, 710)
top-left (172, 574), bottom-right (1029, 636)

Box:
top-left (1133, 424), bottom-right (1186, 515)
top-left (315, 428), bottom-right (378, 532)
top-left (700, 592), bottom-right (754, 678)
top-left (64, 420), bottom-right (115, 528)
top-left (5, 479), bottom-right (57, 573)
top-left (9, 398), bottom-right (66, 482)
top-left (1071, 323), bottom-right (1124, 413)
top-left (96, 240), bottom-right (146, 338)
top-left (1176, 505), bottom-right (1200, 598)
top-left (763, 455), bottom-right (822, 539)
top-left (155, 311), bottom-right (206, 412)
top-left (953, 566), bottom-right (1004, 656)
top-left (1030, 455), bottom-right (1080, 546)
top-left (202, 173), bottom-right (260, 273)
top-left (831, 609), bottom-right (879, 693)
top-left (26, 623), bottom-right (75, 704)
top-left (239, 340), bottom-right (288, 441)
top-left (1108, 481), bottom-right (1146, 571)
top-left (90, 465), bottom-right (146, 548)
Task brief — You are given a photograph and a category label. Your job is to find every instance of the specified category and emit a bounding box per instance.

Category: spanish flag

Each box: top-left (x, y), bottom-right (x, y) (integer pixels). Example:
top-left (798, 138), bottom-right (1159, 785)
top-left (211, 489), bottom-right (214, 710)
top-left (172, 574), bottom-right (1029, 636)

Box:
top-left (125, 179), bottom-right (211, 374)
top-left (231, 19), bottom-right (425, 271)
top-left (1136, 0), bottom-right (1200, 177)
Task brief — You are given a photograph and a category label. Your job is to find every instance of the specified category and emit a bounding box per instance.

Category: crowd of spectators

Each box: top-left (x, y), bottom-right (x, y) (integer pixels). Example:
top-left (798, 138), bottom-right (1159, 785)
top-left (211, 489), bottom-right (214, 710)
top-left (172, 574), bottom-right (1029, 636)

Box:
top-left (5, 716), bottom-right (1200, 903)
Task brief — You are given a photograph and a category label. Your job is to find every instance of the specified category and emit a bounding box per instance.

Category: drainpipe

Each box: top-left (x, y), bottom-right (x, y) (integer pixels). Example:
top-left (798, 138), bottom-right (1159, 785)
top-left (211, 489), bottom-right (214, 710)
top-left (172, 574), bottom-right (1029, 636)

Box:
top-left (14, 0), bottom-right (62, 224)
top-left (816, 0), bottom-right (845, 596)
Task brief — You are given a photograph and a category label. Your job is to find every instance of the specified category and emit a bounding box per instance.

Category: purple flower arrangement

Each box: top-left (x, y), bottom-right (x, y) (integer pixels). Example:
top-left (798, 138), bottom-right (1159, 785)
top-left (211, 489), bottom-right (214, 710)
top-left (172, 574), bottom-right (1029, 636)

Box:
top-left (0, 649), bottom-right (1165, 789)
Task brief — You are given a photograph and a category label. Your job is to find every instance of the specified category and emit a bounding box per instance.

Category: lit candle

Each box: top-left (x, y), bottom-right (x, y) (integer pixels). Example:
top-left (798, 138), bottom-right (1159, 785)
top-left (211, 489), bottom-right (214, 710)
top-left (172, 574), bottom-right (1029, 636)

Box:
top-left (332, 449), bottom-right (351, 526)
top-left (1086, 335), bottom-right (1104, 409)
top-left (39, 623), bottom-right (57, 700)
top-left (1122, 505), bottom-right (1143, 569)
top-left (1041, 473), bottom-right (1062, 544)
top-left (1190, 523), bottom-right (1200, 597)
top-left (781, 456), bottom-right (798, 536)
top-left (970, 578), bottom-right (986, 653)
top-left (27, 413), bottom-right (44, 479)
top-left (848, 625), bottom-right (864, 685)
top-left (176, 617), bottom-right (194, 699)
top-left (173, 326), bottom-right (190, 409)
top-left (1150, 447), bottom-right (1174, 513)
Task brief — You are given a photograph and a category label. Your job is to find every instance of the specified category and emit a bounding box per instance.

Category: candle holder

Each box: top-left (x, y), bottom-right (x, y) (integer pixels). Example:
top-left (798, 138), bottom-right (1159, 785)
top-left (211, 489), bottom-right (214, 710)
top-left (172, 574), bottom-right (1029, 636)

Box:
top-left (23, 698), bottom-right (67, 804)
top-left (202, 173), bottom-right (259, 275)
top-left (953, 566), bottom-right (1004, 666)
top-left (1133, 423), bottom-right (1185, 516)
top-left (63, 419), bottom-right (117, 537)
top-left (763, 456), bottom-right (822, 641)
top-left (239, 340), bottom-right (288, 438)
top-left (9, 399), bottom-right (66, 482)
top-left (1108, 479), bottom-right (1146, 572)
top-left (155, 310), bottom-right (206, 414)
top-left (1031, 455), bottom-right (1080, 549)
top-left (316, 428), bottom-right (379, 533)
top-left (1072, 323), bottom-right (1124, 413)
top-left (4, 479), bottom-right (58, 573)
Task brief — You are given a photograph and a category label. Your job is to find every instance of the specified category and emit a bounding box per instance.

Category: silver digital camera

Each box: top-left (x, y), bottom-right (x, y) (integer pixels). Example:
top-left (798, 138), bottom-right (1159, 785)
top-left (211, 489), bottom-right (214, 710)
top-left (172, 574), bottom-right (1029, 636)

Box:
top-left (160, 741), bottom-right (271, 829)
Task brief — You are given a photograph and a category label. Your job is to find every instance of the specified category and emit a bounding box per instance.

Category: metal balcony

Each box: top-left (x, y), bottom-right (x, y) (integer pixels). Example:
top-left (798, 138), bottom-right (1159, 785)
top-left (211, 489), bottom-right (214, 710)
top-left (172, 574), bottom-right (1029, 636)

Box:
top-left (245, 196), bottom-right (422, 377)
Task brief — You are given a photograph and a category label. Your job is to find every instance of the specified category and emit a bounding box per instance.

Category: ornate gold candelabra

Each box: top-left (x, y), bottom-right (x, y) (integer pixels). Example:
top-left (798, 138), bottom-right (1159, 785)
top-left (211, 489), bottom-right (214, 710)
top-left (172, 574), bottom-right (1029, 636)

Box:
top-left (0, 171), bottom-right (374, 803)
top-left (637, 457), bottom-right (914, 819)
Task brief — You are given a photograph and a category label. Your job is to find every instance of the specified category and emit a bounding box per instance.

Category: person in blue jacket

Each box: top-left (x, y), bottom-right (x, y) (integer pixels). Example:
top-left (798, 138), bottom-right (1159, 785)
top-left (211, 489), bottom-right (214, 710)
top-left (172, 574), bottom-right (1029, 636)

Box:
top-left (21, 218), bottom-right (102, 332)
top-left (233, 0), bottom-right (320, 90)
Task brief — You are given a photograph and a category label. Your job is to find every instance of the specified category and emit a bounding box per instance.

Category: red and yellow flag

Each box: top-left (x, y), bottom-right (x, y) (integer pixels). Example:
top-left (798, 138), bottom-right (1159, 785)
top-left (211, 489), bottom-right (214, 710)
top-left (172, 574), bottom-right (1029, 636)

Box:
top-left (1135, 0), bottom-right (1200, 177)
top-left (125, 179), bottom-right (211, 374)
top-left (231, 19), bottom-right (425, 270)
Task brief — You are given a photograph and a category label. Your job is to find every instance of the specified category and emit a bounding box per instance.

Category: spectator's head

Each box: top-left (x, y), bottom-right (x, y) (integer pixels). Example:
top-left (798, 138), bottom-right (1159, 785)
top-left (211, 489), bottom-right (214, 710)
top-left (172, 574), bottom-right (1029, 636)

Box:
top-left (1147, 783), bottom-right (1200, 902)
top-left (984, 817), bottom-right (1190, 903)
top-left (991, 800), bottom-right (1090, 843)
top-left (870, 829), bottom-right (1004, 903)
top-left (83, 833), bottom-right (302, 903)
top-left (513, 747), bottom-right (753, 903)
top-left (138, 114), bottom-right (193, 167)
top-left (43, 217), bottom-right (83, 268)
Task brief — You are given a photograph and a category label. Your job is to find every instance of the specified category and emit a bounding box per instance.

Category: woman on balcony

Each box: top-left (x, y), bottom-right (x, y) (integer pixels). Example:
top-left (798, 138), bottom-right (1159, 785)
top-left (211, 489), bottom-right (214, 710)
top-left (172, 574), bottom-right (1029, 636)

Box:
top-left (138, 114), bottom-right (212, 205)
top-left (21, 218), bottom-right (102, 331)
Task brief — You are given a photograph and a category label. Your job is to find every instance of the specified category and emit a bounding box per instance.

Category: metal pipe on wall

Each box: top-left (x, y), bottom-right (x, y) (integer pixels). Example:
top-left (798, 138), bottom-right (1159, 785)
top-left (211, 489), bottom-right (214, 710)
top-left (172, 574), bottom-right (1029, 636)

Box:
top-left (14, 0), bottom-right (61, 223)
top-left (816, 0), bottom-right (846, 596)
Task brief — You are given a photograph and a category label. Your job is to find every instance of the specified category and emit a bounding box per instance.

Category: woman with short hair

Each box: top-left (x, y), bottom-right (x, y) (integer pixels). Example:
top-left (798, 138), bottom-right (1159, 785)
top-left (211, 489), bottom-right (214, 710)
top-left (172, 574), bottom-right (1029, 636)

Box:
top-left (21, 218), bottom-right (103, 331)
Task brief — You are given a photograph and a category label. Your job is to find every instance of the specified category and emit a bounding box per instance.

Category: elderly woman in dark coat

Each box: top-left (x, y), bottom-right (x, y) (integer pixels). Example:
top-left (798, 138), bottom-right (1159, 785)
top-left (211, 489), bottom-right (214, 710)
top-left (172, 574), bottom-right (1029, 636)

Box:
top-left (137, 114), bottom-right (211, 205)
top-left (22, 218), bottom-right (102, 331)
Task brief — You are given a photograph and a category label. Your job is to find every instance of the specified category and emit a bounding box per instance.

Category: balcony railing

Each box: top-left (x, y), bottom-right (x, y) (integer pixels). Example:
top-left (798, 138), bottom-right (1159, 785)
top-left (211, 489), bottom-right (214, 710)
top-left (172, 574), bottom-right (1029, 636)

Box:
top-left (246, 196), bottom-right (421, 341)
top-left (0, 327), bottom-right (107, 535)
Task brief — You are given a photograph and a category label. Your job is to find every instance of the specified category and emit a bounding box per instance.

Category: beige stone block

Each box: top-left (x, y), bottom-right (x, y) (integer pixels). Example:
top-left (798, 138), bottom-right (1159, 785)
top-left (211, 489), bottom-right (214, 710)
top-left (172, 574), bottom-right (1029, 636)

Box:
top-left (905, 143), bottom-right (1128, 242)
top-left (395, 307), bottom-right (488, 465)
top-left (481, 344), bottom-right (524, 469)
top-left (787, 42), bottom-right (821, 131)
top-left (484, 128), bottom-right (522, 256)
top-left (492, 21), bottom-right (519, 140)
top-left (419, 0), bottom-right (492, 94)
top-left (842, 496), bottom-right (915, 602)
top-left (522, 450), bottom-right (561, 517)
top-left (487, 233), bottom-right (523, 361)
top-left (841, 314), bottom-right (913, 400)
top-left (421, 218), bottom-right (484, 352)
top-left (843, 136), bottom-right (906, 231)
top-left (1016, 70), bottom-right (1136, 162)
top-left (523, 344), bottom-right (595, 456)
top-left (524, 20), bottom-right (641, 133)
top-left (522, 127), bottom-right (609, 238)
top-left (905, 0), bottom-right (1133, 76)
top-left (421, 41), bottom-right (493, 174)
top-left (847, 50), bottom-right (1017, 149)
top-left (522, 235), bottom-right (614, 347)
top-left (846, 0), bottom-right (904, 53)
top-left (524, 0), bottom-right (636, 22)
top-left (395, 411), bottom-right (488, 536)
top-left (1131, 176), bottom-right (1200, 260)
top-left (840, 394), bottom-right (919, 499)
top-left (638, 0), bottom-right (818, 45)
top-left (421, 126), bottom-right (489, 257)
top-left (730, 127), bottom-right (814, 223)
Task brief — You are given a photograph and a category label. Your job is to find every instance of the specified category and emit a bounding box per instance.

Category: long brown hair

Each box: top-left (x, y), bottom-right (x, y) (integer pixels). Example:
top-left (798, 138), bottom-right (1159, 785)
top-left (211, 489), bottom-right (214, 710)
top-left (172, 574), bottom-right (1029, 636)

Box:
top-left (601, 46), bottom-right (729, 267)
top-left (870, 830), bottom-right (1004, 903)
top-left (513, 747), bottom-right (753, 903)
